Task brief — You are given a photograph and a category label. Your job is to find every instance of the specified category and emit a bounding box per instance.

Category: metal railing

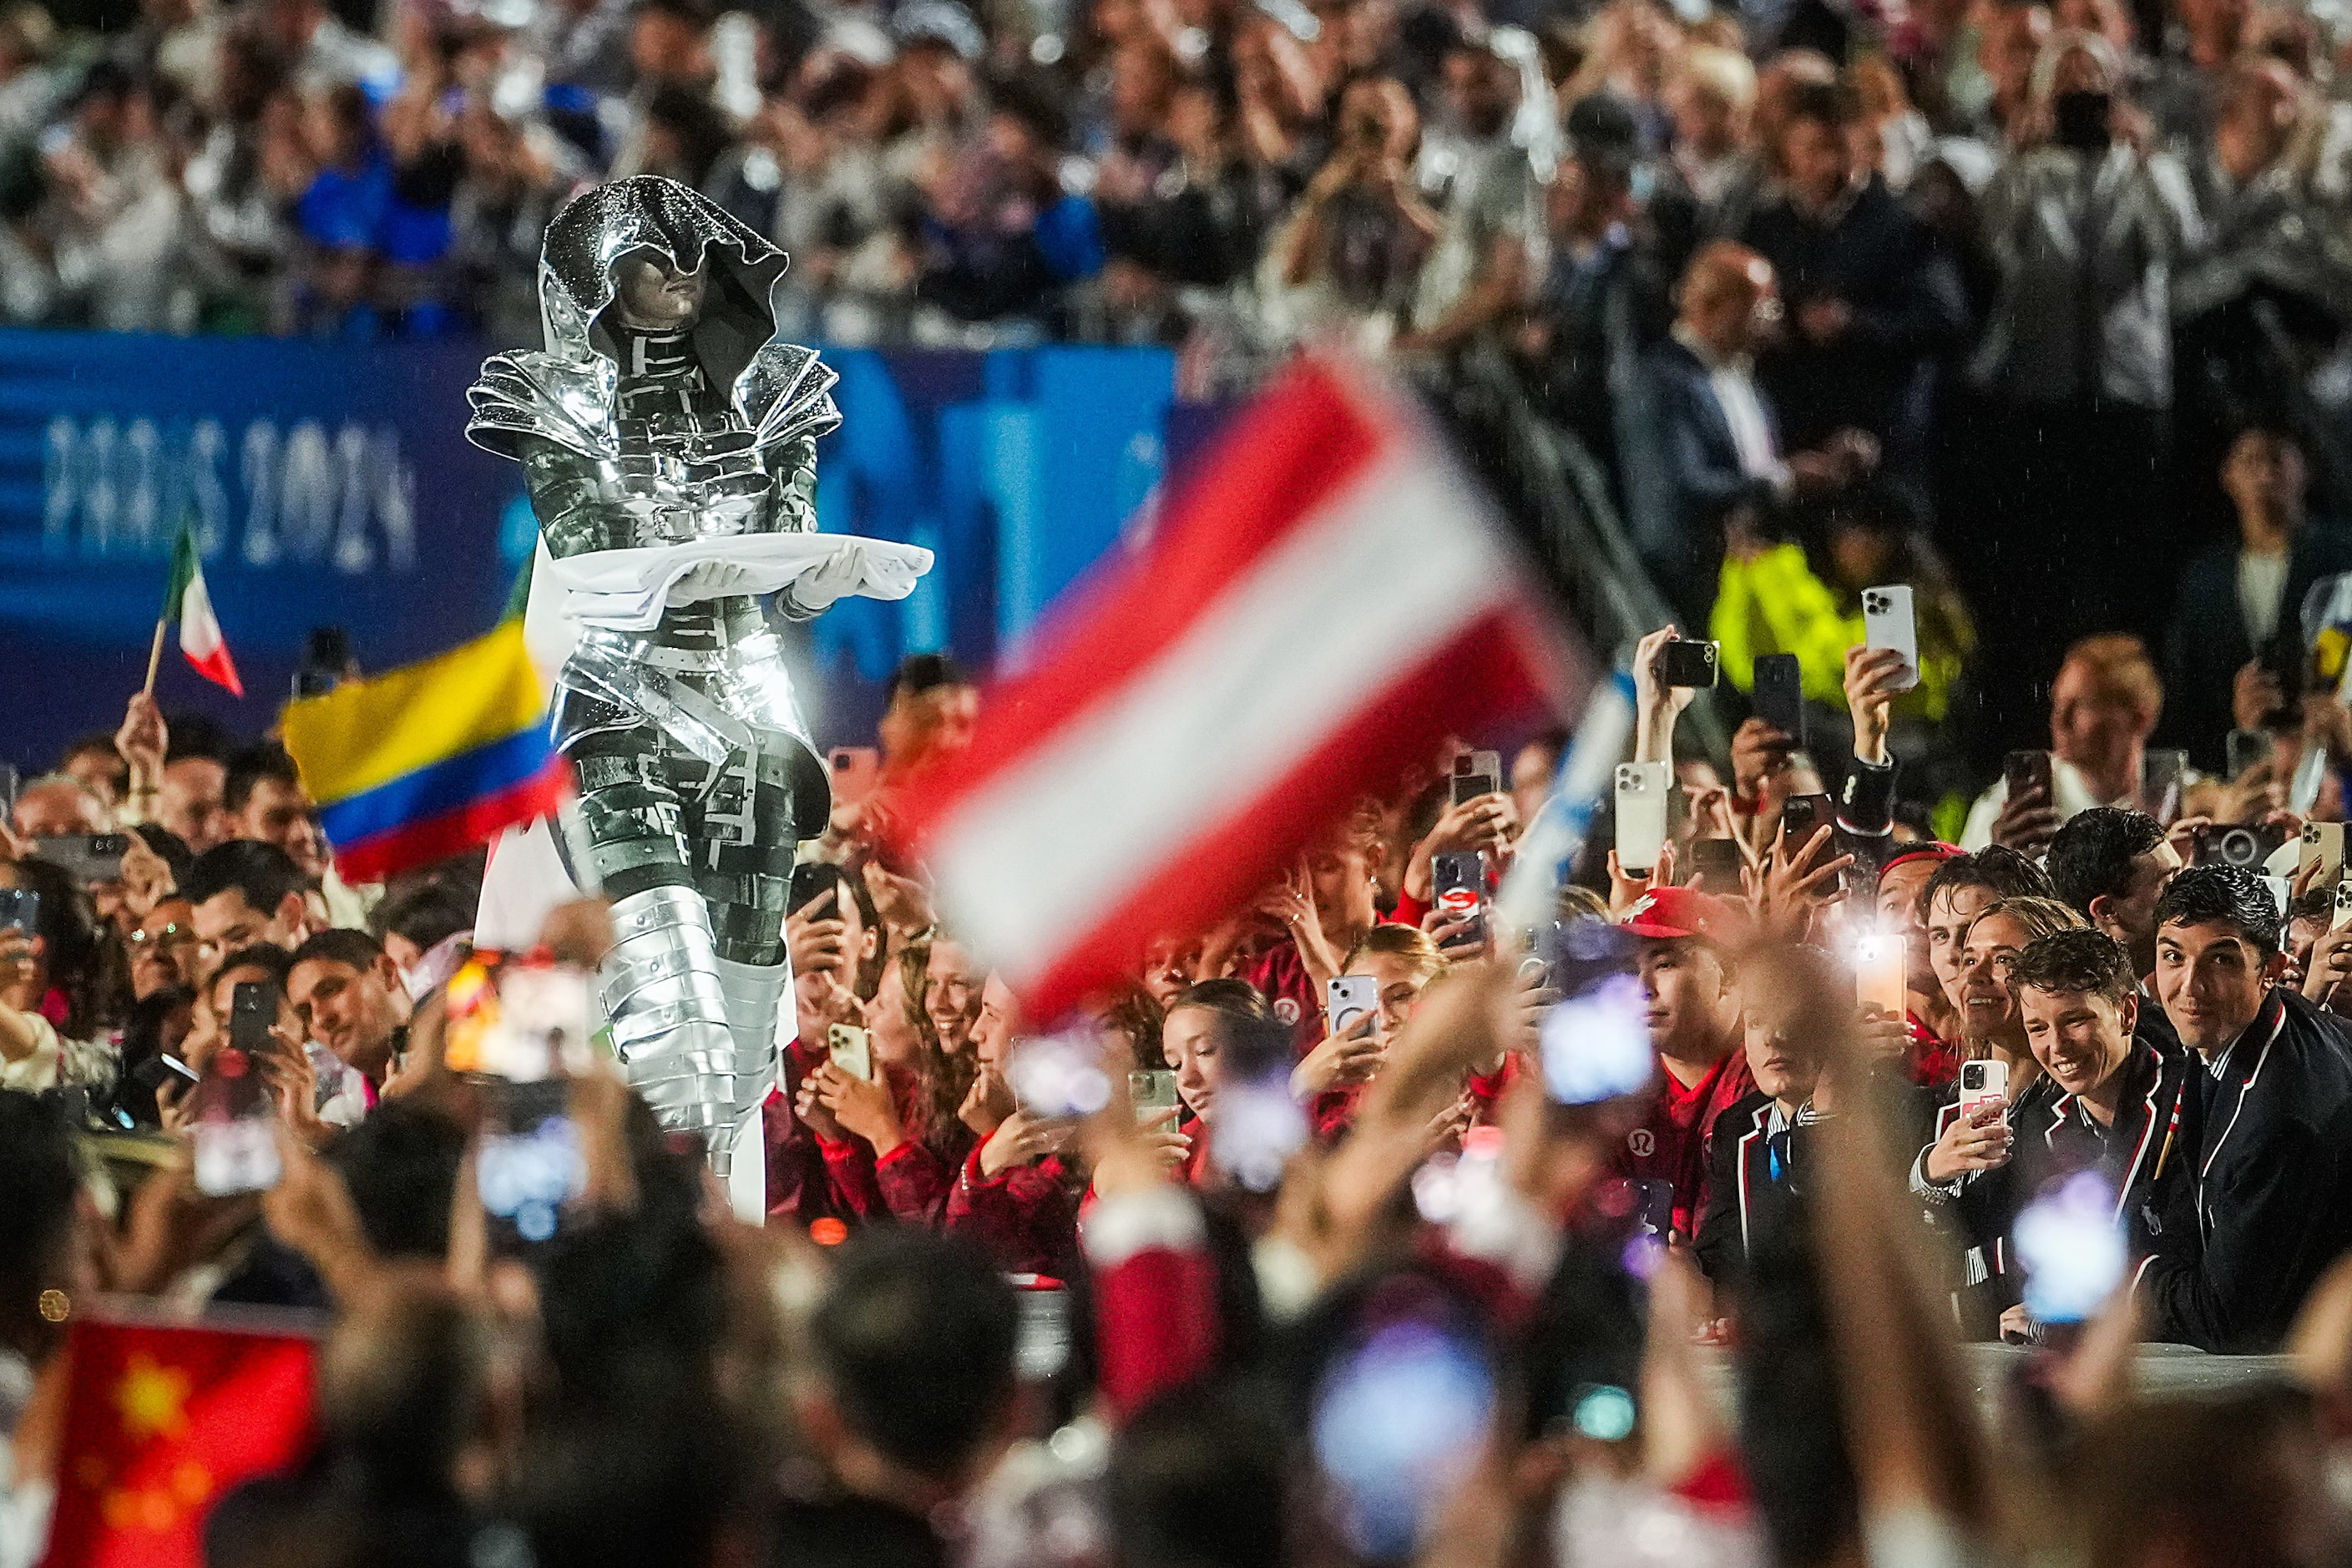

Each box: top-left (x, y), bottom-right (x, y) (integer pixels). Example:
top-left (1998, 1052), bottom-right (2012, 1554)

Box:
top-left (1412, 343), bottom-right (1733, 764)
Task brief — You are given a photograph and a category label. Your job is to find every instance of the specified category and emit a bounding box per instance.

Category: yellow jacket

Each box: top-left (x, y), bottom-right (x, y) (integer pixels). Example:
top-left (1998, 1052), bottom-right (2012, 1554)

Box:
top-left (1710, 543), bottom-right (1963, 721)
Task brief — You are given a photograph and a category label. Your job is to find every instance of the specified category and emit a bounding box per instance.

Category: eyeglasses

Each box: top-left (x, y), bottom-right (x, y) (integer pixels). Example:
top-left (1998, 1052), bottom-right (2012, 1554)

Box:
top-left (130, 923), bottom-right (192, 948)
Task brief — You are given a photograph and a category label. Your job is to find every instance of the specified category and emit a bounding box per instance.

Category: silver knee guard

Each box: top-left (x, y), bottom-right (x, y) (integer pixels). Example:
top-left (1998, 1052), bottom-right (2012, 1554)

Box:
top-left (713, 953), bottom-right (790, 1128)
top-left (602, 886), bottom-right (741, 1168)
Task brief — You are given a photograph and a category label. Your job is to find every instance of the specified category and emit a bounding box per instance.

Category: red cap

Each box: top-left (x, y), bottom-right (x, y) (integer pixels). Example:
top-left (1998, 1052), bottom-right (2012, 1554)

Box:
top-left (1617, 886), bottom-right (1750, 944)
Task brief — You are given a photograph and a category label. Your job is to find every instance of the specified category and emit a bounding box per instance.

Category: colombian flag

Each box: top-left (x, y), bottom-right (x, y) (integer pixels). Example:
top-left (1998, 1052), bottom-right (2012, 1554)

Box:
top-left (280, 622), bottom-right (568, 884)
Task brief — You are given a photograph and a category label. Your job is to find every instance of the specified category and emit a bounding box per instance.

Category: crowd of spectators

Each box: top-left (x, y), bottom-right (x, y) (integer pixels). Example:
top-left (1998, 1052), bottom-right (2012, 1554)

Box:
top-left (17, 583), bottom-right (2352, 1565)
top-left (11, 0), bottom-right (2352, 766)
top-left (8, 0), bottom-right (2352, 1527)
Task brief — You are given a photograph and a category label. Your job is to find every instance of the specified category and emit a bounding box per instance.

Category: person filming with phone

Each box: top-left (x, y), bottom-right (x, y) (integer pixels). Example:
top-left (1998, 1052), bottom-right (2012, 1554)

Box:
top-left (1960, 635), bottom-right (2167, 854)
top-left (2137, 865), bottom-right (2352, 1352)
top-left (1911, 894), bottom-right (2087, 1333)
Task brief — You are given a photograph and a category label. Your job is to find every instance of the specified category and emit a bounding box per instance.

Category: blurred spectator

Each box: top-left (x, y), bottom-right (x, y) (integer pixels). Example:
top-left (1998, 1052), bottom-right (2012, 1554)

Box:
top-left (258, 0), bottom-right (396, 96)
top-left (1628, 239), bottom-right (1876, 627)
top-left (159, 743), bottom-right (230, 852)
top-left (1259, 73), bottom-right (1439, 354)
top-left (1520, 91), bottom-right (1673, 508)
top-left (0, 855), bottom-right (109, 1090)
top-left (2171, 59), bottom-right (2352, 531)
top-left (1664, 45), bottom-right (1753, 208)
top-left (287, 78), bottom-right (389, 331)
top-left (0, 4), bottom-right (65, 166)
top-left (1736, 78), bottom-right (1966, 475)
top-left (2166, 426), bottom-right (2352, 768)
top-left (1965, 30), bottom-right (2199, 742)
top-left (1399, 34), bottom-right (1539, 356)
top-left (56, 731), bottom-right (128, 810)
top-left (446, 93), bottom-right (586, 345)
top-left (10, 774), bottom-right (107, 839)
top-left (1961, 633), bottom-right (2165, 850)
top-left (33, 62), bottom-right (193, 331)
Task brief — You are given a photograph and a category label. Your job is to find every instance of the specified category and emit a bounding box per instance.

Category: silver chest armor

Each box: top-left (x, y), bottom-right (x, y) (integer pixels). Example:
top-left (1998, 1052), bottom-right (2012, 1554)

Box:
top-left (464, 175), bottom-right (845, 1181)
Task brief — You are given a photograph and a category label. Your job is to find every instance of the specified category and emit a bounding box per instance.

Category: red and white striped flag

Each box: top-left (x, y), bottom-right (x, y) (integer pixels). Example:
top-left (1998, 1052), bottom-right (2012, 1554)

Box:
top-left (894, 353), bottom-right (1591, 1019)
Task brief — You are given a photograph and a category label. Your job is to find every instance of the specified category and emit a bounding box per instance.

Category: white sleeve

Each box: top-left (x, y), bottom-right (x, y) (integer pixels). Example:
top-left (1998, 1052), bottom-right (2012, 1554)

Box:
top-left (1958, 778), bottom-right (2006, 852)
top-left (0, 1014), bottom-right (63, 1092)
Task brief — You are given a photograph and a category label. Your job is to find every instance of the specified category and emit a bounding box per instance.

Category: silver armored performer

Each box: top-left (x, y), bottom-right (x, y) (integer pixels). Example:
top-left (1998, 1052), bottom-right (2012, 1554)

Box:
top-left (463, 175), bottom-right (927, 1181)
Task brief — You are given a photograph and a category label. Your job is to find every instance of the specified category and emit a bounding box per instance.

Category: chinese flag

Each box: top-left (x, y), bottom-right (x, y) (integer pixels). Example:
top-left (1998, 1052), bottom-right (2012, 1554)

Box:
top-left (38, 1315), bottom-right (317, 1568)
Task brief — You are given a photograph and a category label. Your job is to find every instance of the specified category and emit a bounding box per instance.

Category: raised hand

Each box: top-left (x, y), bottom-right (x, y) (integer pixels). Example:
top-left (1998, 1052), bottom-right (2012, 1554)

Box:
top-left (1291, 1011), bottom-right (1384, 1098)
top-left (1844, 645), bottom-right (1909, 766)
top-left (812, 1060), bottom-right (905, 1155)
top-left (1743, 823), bottom-right (1853, 943)
top-left (1990, 783), bottom-right (2060, 858)
top-left (1631, 625), bottom-right (1698, 761)
top-left (1923, 1099), bottom-right (2012, 1184)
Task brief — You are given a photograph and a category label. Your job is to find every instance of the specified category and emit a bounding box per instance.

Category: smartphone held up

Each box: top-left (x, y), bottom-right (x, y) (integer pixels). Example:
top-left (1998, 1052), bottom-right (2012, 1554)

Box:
top-left (1449, 750), bottom-right (1502, 807)
top-left (191, 980), bottom-right (286, 1196)
top-left (1853, 932), bottom-right (1907, 1016)
top-left (2014, 1170), bottom-right (2127, 1329)
top-left (1957, 1057), bottom-right (2009, 1120)
top-left (1429, 851), bottom-right (1487, 951)
top-left (1007, 1028), bottom-right (1114, 1121)
top-left (444, 956), bottom-right (599, 1082)
top-left (1859, 585), bottom-right (1919, 690)
top-left (827, 1023), bottom-right (875, 1083)
top-left (441, 955), bottom-right (601, 1244)
top-left (0, 888), bottom-right (38, 937)
top-left (478, 1079), bottom-right (585, 1243)
top-left (1532, 921), bottom-right (1652, 1107)
top-left (1327, 975), bottom-right (1379, 1036)
top-left (1613, 762), bottom-right (1670, 874)
top-left (1655, 638), bottom-right (1719, 690)
top-left (33, 833), bottom-right (129, 887)
top-left (1752, 652), bottom-right (1806, 751)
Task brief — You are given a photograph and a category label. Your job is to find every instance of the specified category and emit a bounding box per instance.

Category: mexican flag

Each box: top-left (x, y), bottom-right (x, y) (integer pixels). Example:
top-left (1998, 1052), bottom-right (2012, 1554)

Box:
top-left (162, 525), bottom-right (242, 696)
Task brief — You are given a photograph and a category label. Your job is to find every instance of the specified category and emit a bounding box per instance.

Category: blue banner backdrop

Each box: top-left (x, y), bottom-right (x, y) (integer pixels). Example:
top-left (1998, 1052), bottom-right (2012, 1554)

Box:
top-left (0, 331), bottom-right (1180, 769)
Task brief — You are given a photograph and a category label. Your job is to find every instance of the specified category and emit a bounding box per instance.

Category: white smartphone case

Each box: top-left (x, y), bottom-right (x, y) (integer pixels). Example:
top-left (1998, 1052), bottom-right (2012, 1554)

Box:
top-left (1861, 584), bottom-right (1920, 691)
top-left (1615, 761), bottom-right (1671, 873)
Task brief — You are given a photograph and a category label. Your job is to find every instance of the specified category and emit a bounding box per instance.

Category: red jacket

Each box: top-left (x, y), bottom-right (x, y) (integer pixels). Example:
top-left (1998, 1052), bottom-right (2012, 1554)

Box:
top-left (766, 1043), bottom-right (857, 1230)
top-left (1310, 1051), bottom-right (1520, 1142)
top-left (1240, 939), bottom-right (1322, 1050)
top-left (1611, 1045), bottom-right (1755, 1242)
top-left (766, 1051), bottom-right (966, 1229)
top-left (1905, 1012), bottom-right (1962, 1090)
top-left (1084, 1188), bottom-right (1222, 1424)
top-left (945, 1142), bottom-right (1081, 1279)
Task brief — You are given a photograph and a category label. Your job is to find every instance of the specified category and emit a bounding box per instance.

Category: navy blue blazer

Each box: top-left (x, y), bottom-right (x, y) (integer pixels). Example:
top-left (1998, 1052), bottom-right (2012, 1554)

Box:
top-left (1625, 337), bottom-right (1781, 581)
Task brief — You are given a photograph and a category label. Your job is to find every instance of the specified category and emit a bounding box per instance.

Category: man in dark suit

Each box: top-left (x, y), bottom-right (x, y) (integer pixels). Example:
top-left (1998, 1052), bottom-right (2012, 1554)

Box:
top-left (1737, 80), bottom-right (1968, 474)
top-left (1624, 239), bottom-right (1874, 625)
top-left (2134, 865), bottom-right (2352, 1352)
top-left (1967, 929), bottom-right (2195, 1343)
top-left (1694, 942), bottom-right (1834, 1293)
top-left (2162, 427), bottom-right (2352, 769)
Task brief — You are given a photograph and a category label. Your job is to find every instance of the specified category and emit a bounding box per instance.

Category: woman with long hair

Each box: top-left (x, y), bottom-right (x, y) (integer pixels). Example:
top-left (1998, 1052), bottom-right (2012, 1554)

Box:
top-left (799, 937), bottom-right (984, 1227)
